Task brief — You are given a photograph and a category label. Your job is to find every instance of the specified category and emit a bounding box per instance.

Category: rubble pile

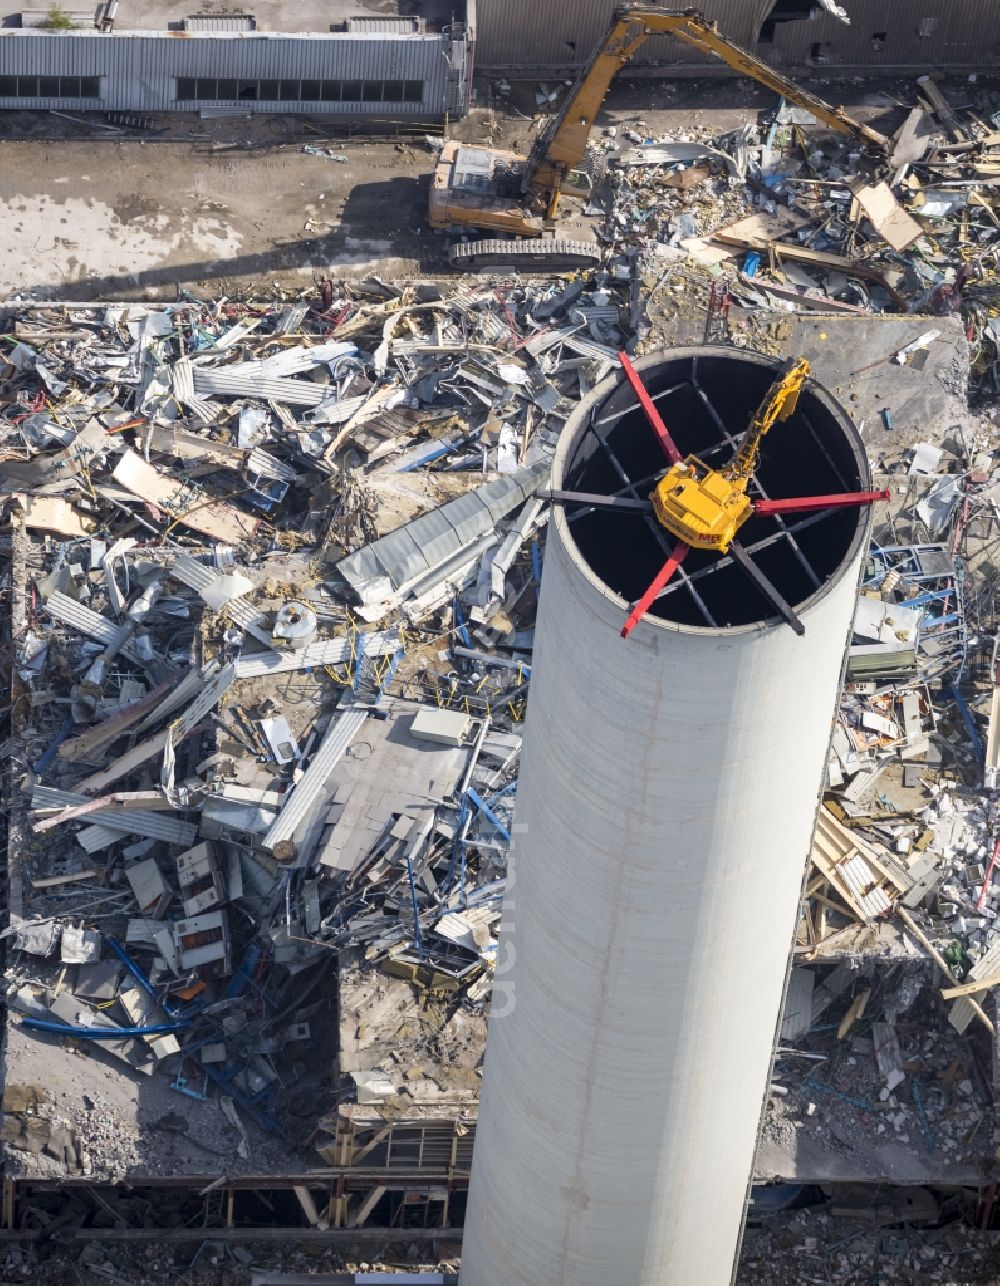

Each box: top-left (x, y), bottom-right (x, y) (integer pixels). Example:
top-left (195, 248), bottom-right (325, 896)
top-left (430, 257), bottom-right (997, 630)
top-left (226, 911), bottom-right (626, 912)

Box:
top-left (0, 278), bottom-right (637, 1171)
top-left (571, 81), bottom-right (1000, 378)
top-left (738, 1201), bottom-right (999, 1285)
top-left (5, 61), bottom-right (1000, 1262)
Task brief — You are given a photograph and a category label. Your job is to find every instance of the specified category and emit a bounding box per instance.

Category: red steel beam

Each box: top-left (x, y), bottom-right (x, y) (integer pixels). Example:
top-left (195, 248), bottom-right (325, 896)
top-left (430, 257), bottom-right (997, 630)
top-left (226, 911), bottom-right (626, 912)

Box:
top-left (754, 489), bottom-right (890, 517)
top-left (621, 543), bottom-right (690, 639)
top-left (977, 836), bottom-right (1000, 913)
top-left (618, 351), bottom-right (682, 465)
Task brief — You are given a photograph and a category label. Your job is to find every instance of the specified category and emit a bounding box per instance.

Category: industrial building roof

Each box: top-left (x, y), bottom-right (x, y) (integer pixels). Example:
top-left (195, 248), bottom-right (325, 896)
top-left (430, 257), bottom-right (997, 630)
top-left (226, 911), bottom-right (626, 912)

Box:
top-left (0, 0), bottom-right (458, 35)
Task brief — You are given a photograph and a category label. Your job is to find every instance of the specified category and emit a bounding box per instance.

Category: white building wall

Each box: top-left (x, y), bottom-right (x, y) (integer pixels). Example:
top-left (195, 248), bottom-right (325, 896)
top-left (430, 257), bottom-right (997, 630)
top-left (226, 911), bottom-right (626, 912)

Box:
top-left (0, 29), bottom-right (469, 115)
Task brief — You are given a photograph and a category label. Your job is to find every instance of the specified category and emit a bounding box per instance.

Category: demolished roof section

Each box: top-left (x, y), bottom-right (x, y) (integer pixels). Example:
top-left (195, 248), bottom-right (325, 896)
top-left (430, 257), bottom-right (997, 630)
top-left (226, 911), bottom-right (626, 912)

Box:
top-left (0, 277), bottom-right (601, 1181)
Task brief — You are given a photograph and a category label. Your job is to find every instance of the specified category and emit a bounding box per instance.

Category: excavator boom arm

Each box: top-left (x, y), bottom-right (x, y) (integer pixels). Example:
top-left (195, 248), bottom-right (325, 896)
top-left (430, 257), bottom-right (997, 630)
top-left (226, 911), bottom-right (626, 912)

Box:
top-left (524, 13), bottom-right (651, 202)
top-left (728, 358), bottom-right (810, 481)
top-left (665, 16), bottom-right (889, 150)
top-left (523, 8), bottom-right (888, 214)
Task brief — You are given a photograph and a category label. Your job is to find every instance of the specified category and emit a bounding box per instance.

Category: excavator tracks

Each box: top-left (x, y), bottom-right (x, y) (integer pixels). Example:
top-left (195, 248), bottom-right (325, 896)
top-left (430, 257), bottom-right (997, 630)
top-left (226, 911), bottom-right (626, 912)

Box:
top-left (448, 238), bottom-right (603, 271)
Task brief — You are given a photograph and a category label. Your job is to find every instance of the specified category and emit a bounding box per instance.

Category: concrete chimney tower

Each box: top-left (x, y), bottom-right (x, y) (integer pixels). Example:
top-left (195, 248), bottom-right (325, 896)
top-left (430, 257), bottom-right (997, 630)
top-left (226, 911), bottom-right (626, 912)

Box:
top-left (459, 347), bottom-right (872, 1286)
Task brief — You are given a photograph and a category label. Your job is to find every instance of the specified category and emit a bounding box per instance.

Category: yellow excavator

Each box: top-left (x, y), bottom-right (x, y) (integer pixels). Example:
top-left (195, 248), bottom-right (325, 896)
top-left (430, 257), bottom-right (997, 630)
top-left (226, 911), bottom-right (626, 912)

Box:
top-left (431, 6), bottom-right (889, 270)
top-left (650, 356), bottom-right (810, 552)
top-left (545, 352), bottom-right (890, 637)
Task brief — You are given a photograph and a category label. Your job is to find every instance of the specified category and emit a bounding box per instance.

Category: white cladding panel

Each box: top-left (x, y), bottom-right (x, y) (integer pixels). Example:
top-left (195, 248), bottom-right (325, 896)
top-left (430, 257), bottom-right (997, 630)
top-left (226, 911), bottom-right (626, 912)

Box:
top-left (0, 30), bottom-right (467, 114)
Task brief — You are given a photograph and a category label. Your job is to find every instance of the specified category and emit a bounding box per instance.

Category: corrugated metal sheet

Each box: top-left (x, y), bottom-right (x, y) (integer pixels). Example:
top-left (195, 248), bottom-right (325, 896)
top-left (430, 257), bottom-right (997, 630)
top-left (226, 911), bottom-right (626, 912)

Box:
top-left (134, 663), bottom-right (213, 732)
top-left (0, 29), bottom-right (469, 114)
top-left (263, 706), bottom-right (368, 849)
top-left (779, 967), bottom-right (815, 1041)
top-left (192, 366), bottom-right (330, 406)
top-left (31, 784), bottom-right (198, 846)
top-left (475, 0), bottom-right (998, 70)
top-left (345, 16), bottom-right (424, 34)
top-left (183, 14), bottom-right (256, 32)
top-left (44, 589), bottom-right (145, 664)
top-left (232, 630), bottom-right (397, 679)
top-left (337, 461), bottom-right (550, 600)
top-left (172, 661), bottom-right (237, 739)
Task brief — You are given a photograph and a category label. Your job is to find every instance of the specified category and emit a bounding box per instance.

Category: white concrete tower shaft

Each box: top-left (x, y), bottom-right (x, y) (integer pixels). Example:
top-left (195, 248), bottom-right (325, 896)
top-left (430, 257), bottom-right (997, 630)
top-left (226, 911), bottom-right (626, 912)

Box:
top-left (459, 347), bottom-right (872, 1286)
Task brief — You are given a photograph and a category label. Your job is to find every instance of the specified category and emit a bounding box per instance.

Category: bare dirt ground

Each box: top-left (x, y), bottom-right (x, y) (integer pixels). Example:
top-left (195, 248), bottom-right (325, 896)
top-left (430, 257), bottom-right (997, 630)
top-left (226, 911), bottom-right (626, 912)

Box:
top-left (0, 73), bottom-right (937, 302)
top-left (0, 114), bottom-right (438, 300)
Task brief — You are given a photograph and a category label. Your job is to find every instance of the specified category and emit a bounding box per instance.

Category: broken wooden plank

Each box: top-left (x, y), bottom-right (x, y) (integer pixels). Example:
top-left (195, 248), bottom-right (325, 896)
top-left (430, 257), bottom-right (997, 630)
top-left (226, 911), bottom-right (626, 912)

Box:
top-left (896, 905), bottom-right (995, 1037)
top-left (711, 230), bottom-right (903, 301)
top-left (12, 494), bottom-right (94, 538)
top-left (916, 76), bottom-right (969, 143)
top-left (30, 867), bottom-right (102, 889)
top-left (940, 973), bottom-right (1000, 1001)
top-left (810, 806), bottom-right (907, 922)
top-left (348, 1184), bottom-right (386, 1229)
top-left (75, 731), bottom-right (170, 795)
top-left (852, 181), bottom-right (923, 251)
top-left (737, 273), bottom-right (868, 314)
top-left (33, 790), bottom-right (173, 832)
top-left (292, 1185), bottom-right (329, 1231)
top-left (837, 987), bottom-right (871, 1039)
top-left (111, 449), bottom-right (259, 544)
top-left (60, 677), bottom-right (176, 764)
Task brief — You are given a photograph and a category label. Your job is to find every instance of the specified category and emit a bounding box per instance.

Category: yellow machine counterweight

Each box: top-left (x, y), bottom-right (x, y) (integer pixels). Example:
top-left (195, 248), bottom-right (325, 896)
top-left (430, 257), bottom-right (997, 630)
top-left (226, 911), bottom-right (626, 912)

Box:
top-left (650, 358), bottom-right (810, 553)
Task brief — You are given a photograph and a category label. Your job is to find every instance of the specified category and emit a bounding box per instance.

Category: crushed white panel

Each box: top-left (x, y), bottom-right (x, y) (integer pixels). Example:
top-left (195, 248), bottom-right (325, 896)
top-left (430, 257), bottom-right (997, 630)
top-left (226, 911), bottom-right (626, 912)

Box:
top-left (246, 446), bottom-right (301, 484)
top-left (842, 764), bottom-right (884, 804)
top-left (259, 715), bottom-right (300, 764)
top-left (126, 919), bottom-right (160, 948)
top-left (263, 708), bottom-right (367, 850)
top-left (44, 590), bottom-right (144, 664)
top-left (950, 939), bottom-right (1000, 1034)
top-left (32, 785), bottom-right (197, 846)
top-left (233, 631), bottom-right (397, 679)
top-left (171, 662), bottom-right (237, 740)
top-left (433, 907), bottom-right (499, 960)
top-left (133, 664), bottom-right (213, 733)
